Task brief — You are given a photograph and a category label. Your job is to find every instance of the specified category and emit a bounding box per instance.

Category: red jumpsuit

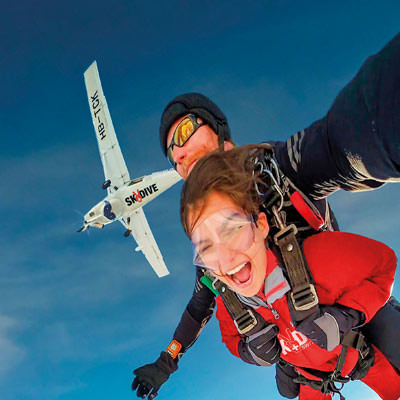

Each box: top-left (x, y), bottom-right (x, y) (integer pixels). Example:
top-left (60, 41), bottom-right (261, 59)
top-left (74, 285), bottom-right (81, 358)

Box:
top-left (215, 232), bottom-right (400, 399)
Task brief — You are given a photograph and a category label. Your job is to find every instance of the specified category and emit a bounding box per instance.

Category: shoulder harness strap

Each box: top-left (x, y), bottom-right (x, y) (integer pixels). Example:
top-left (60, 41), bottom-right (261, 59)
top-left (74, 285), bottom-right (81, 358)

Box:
top-left (201, 271), bottom-right (259, 335)
top-left (272, 210), bottom-right (319, 322)
top-left (254, 148), bottom-right (321, 323)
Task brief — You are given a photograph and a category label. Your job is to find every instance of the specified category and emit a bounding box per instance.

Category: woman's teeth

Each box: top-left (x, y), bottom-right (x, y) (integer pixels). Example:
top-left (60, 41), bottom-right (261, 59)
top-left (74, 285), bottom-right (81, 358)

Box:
top-left (226, 262), bottom-right (247, 276)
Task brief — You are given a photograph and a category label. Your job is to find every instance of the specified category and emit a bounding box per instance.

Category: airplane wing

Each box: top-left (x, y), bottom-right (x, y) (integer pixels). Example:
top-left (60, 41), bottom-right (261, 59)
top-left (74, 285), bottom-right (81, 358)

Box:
top-left (122, 209), bottom-right (170, 278)
top-left (84, 61), bottom-right (130, 193)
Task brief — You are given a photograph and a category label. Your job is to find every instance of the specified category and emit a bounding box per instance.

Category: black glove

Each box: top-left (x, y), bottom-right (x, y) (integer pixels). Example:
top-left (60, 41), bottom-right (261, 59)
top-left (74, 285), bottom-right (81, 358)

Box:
top-left (239, 323), bottom-right (281, 366)
top-left (275, 363), bottom-right (300, 399)
top-left (296, 304), bottom-right (365, 351)
top-left (132, 352), bottom-right (178, 399)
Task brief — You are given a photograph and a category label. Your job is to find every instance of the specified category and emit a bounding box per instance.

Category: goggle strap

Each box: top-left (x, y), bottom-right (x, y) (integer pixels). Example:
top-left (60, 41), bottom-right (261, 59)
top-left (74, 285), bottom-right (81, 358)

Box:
top-left (218, 123), bottom-right (225, 150)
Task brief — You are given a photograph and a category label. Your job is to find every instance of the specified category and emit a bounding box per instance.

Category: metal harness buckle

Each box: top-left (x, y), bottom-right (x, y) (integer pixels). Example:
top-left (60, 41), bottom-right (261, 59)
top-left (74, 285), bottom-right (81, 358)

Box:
top-left (273, 223), bottom-right (298, 244)
top-left (355, 332), bottom-right (369, 359)
top-left (233, 309), bottom-right (258, 335)
top-left (290, 283), bottom-right (319, 311)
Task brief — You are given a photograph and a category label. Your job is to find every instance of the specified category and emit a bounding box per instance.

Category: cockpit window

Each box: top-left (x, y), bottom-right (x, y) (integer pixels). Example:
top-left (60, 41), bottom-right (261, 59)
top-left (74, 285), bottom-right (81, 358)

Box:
top-left (129, 177), bottom-right (143, 186)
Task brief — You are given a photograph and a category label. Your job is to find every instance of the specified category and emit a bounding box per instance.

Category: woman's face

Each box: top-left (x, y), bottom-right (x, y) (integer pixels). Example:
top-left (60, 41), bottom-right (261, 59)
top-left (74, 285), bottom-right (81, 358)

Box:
top-left (189, 191), bottom-right (269, 297)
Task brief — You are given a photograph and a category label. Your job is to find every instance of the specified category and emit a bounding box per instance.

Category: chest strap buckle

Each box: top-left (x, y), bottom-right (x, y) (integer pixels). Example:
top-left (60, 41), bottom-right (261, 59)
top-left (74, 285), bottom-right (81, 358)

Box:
top-left (233, 309), bottom-right (258, 335)
top-left (290, 283), bottom-right (319, 311)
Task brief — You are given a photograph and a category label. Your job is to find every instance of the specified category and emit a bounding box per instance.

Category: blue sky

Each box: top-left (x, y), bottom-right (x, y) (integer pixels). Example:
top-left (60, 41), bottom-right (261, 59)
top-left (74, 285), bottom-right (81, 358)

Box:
top-left (1, 1), bottom-right (400, 399)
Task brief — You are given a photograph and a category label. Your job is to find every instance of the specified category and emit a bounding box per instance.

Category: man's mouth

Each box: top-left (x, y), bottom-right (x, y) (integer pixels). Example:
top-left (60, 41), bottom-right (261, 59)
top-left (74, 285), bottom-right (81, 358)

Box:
top-left (226, 262), bottom-right (252, 285)
top-left (186, 159), bottom-right (197, 175)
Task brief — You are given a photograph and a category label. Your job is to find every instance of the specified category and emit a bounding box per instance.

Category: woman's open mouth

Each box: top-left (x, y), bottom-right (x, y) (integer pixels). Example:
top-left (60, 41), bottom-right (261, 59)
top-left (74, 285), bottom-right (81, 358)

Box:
top-left (226, 261), bottom-right (253, 286)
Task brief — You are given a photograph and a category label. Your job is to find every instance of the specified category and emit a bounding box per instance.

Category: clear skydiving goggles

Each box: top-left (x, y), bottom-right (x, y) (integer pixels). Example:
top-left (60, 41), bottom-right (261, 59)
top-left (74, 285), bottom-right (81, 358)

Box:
top-left (191, 209), bottom-right (256, 272)
top-left (166, 114), bottom-right (205, 167)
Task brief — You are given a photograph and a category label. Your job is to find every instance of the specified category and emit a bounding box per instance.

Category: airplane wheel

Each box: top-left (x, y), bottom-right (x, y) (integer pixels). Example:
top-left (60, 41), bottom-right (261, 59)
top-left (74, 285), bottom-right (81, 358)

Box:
top-left (124, 229), bottom-right (132, 237)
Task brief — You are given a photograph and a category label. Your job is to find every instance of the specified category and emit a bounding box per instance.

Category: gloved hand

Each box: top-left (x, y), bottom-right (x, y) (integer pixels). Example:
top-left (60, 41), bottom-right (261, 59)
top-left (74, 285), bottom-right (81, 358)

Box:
top-left (296, 304), bottom-right (365, 351)
top-left (239, 323), bottom-right (281, 366)
top-left (275, 363), bottom-right (300, 399)
top-left (132, 351), bottom-right (178, 399)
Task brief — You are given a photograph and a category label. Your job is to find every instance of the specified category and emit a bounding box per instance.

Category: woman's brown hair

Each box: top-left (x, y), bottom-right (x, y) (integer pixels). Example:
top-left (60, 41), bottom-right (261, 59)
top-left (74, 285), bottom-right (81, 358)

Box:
top-left (180, 144), bottom-right (273, 236)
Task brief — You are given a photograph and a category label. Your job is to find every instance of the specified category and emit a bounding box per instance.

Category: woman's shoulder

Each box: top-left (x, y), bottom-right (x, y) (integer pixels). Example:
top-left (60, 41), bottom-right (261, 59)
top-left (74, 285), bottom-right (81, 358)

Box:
top-left (302, 231), bottom-right (396, 279)
top-left (303, 231), bottom-right (393, 258)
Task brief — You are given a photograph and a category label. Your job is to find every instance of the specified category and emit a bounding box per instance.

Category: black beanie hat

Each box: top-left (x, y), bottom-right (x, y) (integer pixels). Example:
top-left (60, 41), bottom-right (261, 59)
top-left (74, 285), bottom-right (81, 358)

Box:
top-left (159, 93), bottom-right (231, 156)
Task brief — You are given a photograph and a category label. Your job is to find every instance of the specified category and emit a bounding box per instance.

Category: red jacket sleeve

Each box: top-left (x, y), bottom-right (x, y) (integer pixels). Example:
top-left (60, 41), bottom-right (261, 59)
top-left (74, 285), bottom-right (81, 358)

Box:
top-left (303, 231), bottom-right (397, 322)
top-left (215, 296), bottom-right (244, 358)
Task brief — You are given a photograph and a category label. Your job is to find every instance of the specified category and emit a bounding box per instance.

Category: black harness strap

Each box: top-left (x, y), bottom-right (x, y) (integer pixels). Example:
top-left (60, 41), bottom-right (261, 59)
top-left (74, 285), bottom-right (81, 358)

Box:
top-left (217, 121), bottom-right (225, 150)
top-left (289, 330), bottom-right (373, 400)
top-left (204, 271), bottom-right (259, 335)
top-left (294, 375), bottom-right (347, 400)
top-left (255, 148), bottom-right (321, 323)
top-left (272, 219), bottom-right (319, 323)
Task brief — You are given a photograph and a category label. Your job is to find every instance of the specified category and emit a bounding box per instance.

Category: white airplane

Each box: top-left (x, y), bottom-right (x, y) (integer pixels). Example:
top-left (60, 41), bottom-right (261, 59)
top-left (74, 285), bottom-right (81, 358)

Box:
top-left (78, 61), bottom-right (182, 277)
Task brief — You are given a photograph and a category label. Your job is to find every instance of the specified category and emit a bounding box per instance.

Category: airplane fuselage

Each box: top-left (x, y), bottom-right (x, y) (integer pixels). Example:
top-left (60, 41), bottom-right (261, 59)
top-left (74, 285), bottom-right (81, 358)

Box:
top-left (83, 169), bottom-right (180, 229)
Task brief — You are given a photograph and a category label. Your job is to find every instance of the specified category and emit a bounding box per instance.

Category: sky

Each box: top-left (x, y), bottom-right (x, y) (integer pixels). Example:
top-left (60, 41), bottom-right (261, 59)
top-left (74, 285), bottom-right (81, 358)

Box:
top-left (1, 1), bottom-right (400, 399)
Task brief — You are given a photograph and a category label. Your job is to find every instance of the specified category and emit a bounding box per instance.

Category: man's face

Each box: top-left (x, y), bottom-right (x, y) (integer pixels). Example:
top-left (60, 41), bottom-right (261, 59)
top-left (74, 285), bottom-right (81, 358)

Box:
top-left (188, 191), bottom-right (269, 297)
top-left (166, 115), bottom-right (233, 179)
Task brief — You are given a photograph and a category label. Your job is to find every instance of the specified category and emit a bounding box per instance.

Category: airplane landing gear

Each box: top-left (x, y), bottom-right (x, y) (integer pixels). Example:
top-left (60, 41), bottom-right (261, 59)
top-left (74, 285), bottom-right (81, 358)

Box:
top-left (124, 229), bottom-right (132, 237)
top-left (102, 179), bottom-right (111, 190)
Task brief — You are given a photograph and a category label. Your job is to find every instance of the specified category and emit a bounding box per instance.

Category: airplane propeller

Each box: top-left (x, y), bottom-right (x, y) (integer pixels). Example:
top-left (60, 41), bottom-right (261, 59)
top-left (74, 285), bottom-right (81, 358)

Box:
top-left (77, 224), bottom-right (89, 233)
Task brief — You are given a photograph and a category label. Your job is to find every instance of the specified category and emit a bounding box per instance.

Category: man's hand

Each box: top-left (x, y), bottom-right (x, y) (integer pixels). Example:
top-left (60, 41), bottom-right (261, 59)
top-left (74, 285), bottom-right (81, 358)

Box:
top-left (239, 324), bottom-right (281, 366)
top-left (132, 352), bottom-right (178, 399)
top-left (296, 304), bottom-right (364, 351)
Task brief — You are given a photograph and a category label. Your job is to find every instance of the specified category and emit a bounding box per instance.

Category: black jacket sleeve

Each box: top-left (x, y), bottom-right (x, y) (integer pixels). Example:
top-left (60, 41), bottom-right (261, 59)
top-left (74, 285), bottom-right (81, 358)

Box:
top-left (275, 32), bottom-right (400, 200)
top-left (171, 267), bottom-right (215, 358)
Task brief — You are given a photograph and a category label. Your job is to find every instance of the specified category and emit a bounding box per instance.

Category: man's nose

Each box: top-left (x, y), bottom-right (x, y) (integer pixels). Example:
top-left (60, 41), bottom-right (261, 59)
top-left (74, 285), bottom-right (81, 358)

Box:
top-left (172, 145), bottom-right (187, 164)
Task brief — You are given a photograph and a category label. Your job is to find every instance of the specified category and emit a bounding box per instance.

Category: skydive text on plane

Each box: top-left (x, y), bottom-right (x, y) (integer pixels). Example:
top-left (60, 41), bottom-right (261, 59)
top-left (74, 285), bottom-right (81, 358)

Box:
top-left (125, 184), bottom-right (159, 206)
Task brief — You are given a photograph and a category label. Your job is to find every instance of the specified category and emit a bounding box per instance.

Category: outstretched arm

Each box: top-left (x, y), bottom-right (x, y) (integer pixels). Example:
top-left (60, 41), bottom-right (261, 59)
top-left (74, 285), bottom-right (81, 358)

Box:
top-left (276, 32), bottom-right (400, 199)
top-left (171, 268), bottom-right (216, 356)
top-left (132, 267), bottom-right (215, 399)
